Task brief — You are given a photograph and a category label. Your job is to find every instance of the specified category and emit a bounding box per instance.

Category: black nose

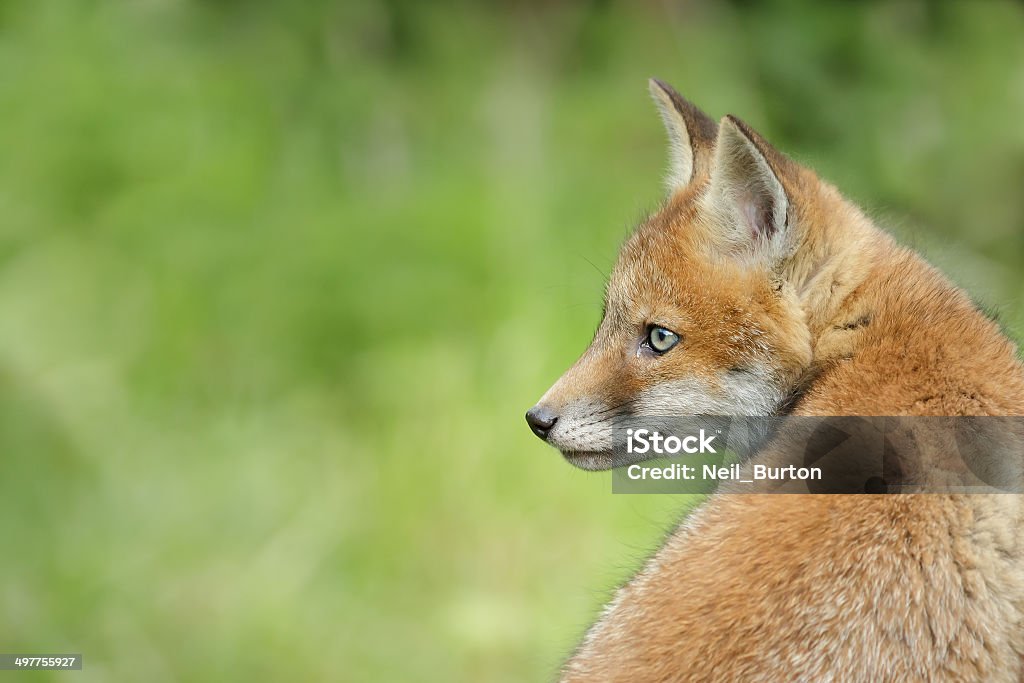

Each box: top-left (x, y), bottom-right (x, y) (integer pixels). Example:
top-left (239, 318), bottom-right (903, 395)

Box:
top-left (526, 405), bottom-right (558, 440)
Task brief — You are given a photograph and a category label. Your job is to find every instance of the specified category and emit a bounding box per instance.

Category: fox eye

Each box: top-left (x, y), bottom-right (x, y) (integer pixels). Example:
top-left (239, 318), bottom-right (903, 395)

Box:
top-left (646, 326), bottom-right (680, 354)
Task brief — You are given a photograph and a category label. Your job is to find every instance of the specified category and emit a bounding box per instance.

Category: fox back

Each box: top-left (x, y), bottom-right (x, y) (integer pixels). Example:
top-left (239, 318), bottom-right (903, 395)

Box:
top-left (527, 80), bottom-right (1024, 681)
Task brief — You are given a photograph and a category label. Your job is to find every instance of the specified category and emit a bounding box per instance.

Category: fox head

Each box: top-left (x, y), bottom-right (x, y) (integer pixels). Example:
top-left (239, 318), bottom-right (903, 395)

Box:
top-left (526, 79), bottom-right (849, 470)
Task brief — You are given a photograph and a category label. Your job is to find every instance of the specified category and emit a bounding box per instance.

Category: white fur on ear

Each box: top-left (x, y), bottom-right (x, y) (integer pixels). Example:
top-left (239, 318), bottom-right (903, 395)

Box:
top-left (648, 79), bottom-right (695, 192)
top-left (705, 117), bottom-right (789, 258)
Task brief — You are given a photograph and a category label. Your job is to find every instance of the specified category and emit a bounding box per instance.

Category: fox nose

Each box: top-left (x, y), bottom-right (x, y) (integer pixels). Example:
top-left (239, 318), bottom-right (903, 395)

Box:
top-left (526, 405), bottom-right (558, 440)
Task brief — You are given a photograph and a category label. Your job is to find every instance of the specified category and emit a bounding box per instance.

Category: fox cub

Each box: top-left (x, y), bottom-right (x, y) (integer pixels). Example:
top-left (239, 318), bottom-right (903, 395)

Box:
top-left (526, 79), bottom-right (1024, 681)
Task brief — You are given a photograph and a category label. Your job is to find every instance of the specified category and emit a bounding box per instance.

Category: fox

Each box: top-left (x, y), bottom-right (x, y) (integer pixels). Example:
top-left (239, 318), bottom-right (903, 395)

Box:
top-left (526, 78), bottom-right (1024, 681)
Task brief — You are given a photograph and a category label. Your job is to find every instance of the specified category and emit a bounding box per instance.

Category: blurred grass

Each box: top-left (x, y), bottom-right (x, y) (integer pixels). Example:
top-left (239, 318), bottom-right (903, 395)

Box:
top-left (1, 0), bottom-right (1024, 680)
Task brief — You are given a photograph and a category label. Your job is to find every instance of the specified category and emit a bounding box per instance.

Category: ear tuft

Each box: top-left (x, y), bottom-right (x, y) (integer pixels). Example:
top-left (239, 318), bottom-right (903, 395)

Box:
top-left (647, 79), bottom-right (717, 193)
top-left (707, 115), bottom-right (790, 252)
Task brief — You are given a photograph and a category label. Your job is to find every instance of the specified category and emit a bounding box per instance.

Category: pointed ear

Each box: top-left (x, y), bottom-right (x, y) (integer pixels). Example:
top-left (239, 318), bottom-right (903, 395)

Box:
top-left (648, 78), bottom-right (718, 193)
top-left (704, 115), bottom-right (794, 259)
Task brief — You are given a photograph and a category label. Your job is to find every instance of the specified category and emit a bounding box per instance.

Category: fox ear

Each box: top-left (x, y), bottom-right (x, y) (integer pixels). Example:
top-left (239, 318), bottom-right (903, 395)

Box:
top-left (648, 79), bottom-right (718, 193)
top-left (705, 115), bottom-right (793, 259)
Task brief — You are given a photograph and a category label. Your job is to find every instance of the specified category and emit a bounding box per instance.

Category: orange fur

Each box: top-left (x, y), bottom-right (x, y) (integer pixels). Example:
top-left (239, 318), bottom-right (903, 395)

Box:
top-left (529, 80), bottom-right (1024, 681)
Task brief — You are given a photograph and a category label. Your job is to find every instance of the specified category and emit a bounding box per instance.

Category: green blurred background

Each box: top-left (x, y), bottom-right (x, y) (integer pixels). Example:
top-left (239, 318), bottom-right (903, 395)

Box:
top-left (2, 0), bottom-right (1024, 680)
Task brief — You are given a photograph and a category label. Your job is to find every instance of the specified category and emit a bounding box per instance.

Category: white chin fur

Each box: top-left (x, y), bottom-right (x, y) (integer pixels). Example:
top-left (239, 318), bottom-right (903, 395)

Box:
top-left (561, 452), bottom-right (615, 471)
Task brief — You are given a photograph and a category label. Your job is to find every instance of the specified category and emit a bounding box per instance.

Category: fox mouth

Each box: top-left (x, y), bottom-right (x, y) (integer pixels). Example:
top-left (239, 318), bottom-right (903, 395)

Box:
top-left (561, 450), bottom-right (616, 471)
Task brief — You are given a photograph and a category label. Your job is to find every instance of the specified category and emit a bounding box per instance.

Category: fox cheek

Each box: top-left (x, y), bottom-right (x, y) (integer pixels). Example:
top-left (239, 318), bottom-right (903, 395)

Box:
top-left (629, 360), bottom-right (786, 418)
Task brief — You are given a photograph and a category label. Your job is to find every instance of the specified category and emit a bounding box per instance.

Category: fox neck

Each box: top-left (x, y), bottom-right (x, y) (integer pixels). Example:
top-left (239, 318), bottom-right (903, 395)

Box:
top-left (782, 187), bottom-right (1024, 416)
top-left (782, 184), bottom-right (878, 343)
